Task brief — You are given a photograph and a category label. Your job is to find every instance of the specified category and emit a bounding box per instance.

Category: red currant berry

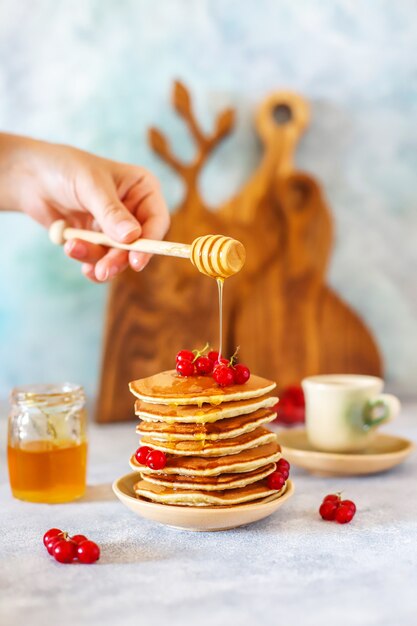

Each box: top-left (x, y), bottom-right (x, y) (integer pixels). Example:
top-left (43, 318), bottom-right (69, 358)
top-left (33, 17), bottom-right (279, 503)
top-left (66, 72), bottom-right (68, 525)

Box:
top-left (323, 493), bottom-right (340, 504)
top-left (335, 505), bottom-right (355, 524)
top-left (146, 450), bottom-right (167, 470)
top-left (208, 351), bottom-right (219, 362)
top-left (195, 356), bottom-right (214, 375)
top-left (277, 458), bottom-right (290, 472)
top-left (176, 359), bottom-right (195, 377)
top-left (266, 471), bottom-right (286, 491)
top-left (213, 364), bottom-right (235, 387)
top-left (176, 349), bottom-right (194, 363)
top-left (71, 534), bottom-right (88, 545)
top-left (319, 501), bottom-right (339, 521)
top-left (340, 500), bottom-right (356, 514)
top-left (277, 467), bottom-right (289, 480)
top-left (46, 536), bottom-right (63, 555)
top-left (135, 446), bottom-right (152, 465)
top-left (77, 540), bottom-right (100, 564)
top-left (43, 528), bottom-right (63, 548)
top-left (53, 539), bottom-right (77, 564)
top-left (233, 364), bottom-right (251, 384)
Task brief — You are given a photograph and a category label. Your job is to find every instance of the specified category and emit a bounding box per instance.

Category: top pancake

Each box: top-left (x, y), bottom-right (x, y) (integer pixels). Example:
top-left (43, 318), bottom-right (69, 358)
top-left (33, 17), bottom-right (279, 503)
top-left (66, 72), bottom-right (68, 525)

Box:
top-left (129, 370), bottom-right (276, 406)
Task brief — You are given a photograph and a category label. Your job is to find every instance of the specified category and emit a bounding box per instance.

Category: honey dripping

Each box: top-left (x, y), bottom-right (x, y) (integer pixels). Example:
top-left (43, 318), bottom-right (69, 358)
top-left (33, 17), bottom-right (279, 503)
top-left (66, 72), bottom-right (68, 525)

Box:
top-left (216, 277), bottom-right (224, 359)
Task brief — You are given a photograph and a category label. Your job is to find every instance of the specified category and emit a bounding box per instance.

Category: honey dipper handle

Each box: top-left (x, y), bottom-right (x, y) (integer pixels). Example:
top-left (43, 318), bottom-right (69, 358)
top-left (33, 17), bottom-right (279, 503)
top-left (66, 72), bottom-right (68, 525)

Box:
top-left (49, 220), bottom-right (191, 258)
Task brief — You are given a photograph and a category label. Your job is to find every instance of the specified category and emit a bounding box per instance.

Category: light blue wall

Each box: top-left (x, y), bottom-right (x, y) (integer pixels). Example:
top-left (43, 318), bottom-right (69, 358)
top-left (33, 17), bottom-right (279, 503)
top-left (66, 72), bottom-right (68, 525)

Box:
top-left (0, 0), bottom-right (416, 398)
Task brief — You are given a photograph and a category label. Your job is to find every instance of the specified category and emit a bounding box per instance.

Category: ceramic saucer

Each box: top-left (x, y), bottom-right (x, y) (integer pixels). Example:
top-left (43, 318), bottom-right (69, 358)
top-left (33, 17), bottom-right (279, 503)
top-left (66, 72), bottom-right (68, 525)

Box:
top-left (112, 472), bottom-right (294, 531)
top-left (277, 429), bottom-right (414, 476)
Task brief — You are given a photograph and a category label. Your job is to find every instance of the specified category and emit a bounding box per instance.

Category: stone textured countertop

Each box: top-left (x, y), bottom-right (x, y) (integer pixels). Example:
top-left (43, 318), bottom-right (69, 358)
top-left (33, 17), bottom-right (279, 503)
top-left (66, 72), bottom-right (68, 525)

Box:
top-left (1, 404), bottom-right (416, 626)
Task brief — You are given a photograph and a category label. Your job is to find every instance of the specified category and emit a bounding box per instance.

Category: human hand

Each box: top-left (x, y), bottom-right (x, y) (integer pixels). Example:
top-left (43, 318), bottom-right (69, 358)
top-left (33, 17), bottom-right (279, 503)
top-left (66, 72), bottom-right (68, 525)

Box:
top-left (0, 134), bottom-right (170, 281)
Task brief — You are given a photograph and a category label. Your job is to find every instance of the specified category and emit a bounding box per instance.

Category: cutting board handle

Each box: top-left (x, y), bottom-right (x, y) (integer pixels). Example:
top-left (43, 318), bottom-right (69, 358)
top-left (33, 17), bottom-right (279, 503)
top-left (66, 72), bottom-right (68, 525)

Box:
top-left (255, 91), bottom-right (310, 175)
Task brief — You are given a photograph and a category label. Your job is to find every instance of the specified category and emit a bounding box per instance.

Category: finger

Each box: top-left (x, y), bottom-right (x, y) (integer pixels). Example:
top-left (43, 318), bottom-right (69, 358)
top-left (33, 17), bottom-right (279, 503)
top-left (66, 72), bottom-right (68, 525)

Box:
top-left (64, 238), bottom-right (107, 264)
top-left (94, 248), bottom-right (129, 282)
top-left (81, 173), bottom-right (142, 244)
top-left (81, 263), bottom-right (101, 283)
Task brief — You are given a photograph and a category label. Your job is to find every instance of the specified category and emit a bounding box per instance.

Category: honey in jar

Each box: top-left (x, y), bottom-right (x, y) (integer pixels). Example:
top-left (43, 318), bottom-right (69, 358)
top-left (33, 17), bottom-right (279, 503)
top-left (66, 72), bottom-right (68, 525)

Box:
top-left (7, 383), bottom-right (88, 503)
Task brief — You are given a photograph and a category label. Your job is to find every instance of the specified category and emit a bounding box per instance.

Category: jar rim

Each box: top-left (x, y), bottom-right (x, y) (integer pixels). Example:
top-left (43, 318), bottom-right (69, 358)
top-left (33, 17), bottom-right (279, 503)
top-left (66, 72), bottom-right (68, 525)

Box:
top-left (10, 383), bottom-right (84, 404)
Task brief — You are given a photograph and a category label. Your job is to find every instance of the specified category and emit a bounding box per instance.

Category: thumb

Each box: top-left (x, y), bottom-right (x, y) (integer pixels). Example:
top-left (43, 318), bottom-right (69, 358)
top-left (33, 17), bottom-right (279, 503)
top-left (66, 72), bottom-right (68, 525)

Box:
top-left (85, 177), bottom-right (142, 243)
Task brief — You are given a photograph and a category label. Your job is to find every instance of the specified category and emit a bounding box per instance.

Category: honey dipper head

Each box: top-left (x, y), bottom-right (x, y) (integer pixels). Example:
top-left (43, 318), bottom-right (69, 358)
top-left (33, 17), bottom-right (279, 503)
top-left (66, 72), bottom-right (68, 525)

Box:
top-left (190, 235), bottom-right (246, 278)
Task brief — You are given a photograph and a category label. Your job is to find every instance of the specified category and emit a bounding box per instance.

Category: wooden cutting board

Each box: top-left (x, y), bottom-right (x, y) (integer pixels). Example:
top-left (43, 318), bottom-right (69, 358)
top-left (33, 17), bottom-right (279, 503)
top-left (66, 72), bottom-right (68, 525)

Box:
top-left (95, 82), bottom-right (382, 422)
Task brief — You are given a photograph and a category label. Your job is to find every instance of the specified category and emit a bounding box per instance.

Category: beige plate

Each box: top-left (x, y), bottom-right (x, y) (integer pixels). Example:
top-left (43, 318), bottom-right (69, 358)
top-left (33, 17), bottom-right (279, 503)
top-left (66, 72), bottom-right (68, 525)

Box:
top-left (112, 473), bottom-right (294, 531)
top-left (277, 429), bottom-right (414, 476)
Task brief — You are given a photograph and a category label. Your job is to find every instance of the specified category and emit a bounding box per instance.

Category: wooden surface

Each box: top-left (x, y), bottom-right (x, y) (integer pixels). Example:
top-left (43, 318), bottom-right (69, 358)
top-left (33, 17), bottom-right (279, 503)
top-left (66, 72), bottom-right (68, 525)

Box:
top-left (95, 82), bottom-right (382, 423)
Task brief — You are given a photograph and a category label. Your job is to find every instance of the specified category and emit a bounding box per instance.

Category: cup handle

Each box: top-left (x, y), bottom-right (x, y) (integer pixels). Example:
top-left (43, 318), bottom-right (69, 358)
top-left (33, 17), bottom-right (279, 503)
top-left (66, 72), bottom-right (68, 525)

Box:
top-left (363, 394), bottom-right (401, 429)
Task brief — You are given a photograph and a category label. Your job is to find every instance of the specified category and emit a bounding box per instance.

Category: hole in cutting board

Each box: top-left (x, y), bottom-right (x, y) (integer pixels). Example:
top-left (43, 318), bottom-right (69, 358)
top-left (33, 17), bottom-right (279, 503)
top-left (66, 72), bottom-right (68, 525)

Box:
top-left (272, 104), bottom-right (292, 125)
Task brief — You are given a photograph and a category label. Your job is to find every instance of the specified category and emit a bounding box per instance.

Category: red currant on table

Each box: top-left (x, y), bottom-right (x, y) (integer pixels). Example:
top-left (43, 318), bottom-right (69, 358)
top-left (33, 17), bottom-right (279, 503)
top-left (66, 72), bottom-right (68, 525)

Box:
top-left (46, 536), bottom-right (63, 555)
top-left (340, 499), bottom-right (356, 514)
top-left (53, 539), bottom-right (77, 564)
top-left (195, 356), bottom-right (214, 375)
top-left (146, 450), bottom-right (167, 470)
top-left (176, 349), bottom-right (194, 363)
top-left (176, 359), bottom-right (195, 377)
top-left (233, 364), bottom-right (251, 384)
top-left (71, 534), bottom-right (88, 545)
top-left (266, 471), bottom-right (286, 491)
top-left (135, 445), bottom-right (152, 465)
top-left (213, 364), bottom-right (235, 387)
top-left (335, 505), bottom-right (355, 524)
top-left (77, 540), bottom-right (100, 564)
top-left (323, 493), bottom-right (340, 504)
top-left (43, 528), bottom-right (63, 548)
top-left (319, 500), bottom-right (339, 521)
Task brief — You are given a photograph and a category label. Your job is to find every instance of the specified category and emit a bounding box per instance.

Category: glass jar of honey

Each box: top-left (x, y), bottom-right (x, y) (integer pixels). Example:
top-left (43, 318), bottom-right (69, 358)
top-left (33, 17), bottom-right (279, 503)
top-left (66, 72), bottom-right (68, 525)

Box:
top-left (7, 383), bottom-right (88, 503)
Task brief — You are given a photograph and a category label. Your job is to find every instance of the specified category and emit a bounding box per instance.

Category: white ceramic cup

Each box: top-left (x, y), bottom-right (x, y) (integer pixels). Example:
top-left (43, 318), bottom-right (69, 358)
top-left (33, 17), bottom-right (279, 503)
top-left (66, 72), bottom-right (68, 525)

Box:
top-left (301, 374), bottom-right (401, 453)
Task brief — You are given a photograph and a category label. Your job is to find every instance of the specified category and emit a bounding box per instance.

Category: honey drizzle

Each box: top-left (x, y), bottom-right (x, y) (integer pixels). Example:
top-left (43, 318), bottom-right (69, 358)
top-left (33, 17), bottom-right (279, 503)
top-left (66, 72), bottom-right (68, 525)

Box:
top-left (217, 277), bottom-right (224, 360)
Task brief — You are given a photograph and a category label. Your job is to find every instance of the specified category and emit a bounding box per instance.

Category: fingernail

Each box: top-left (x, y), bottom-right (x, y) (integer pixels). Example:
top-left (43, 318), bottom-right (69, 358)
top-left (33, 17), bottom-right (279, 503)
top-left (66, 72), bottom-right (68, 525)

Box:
top-left (115, 220), bottom-right (141, 242)
top-left (108, 265), bottom-right (119, 278)
top-left (65, 240), bottom-right (87, 259)
top-left (96, 266), bottom-right (109, 281)
top-left (131, 255), bottom-right (145, 272)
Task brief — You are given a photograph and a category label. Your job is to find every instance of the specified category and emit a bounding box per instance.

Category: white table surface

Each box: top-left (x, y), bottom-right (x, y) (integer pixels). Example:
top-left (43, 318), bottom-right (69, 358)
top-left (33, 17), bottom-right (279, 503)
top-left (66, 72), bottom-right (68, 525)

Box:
top-left (1, 403), bottom-right (416, 626)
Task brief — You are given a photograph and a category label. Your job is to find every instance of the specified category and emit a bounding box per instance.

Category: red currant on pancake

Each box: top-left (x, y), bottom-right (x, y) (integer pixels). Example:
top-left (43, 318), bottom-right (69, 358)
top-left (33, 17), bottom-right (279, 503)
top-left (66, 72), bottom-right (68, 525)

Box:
top-left (176, 359), bottom-right (195, 377)
top-left (233, 364), bottom-right (251, 384)
top-left (335, 505), bottom-right (355, 524)
top-left (43, 528), bottom-right (63, 548)
top-left (53, 539), bottom-right (77, 564)
top-left (319, 501), bottom-right (339, 521)
top-left (71, 534), bottom-right (88, 545)
top-left (135, 446), bottom-right (152, 465)
top-left (212, 364), bottom-right (235, 387)
top-left (277, 458), bottom-right (290, 472)
top-left (195, 356), bottom-right (214, 375)
top-left (266, 471), bottom-right (286, 491)
top-left (340, 499), bottom-right (356, 514)
top-left (208, 351), bottom-right (219, 362)
top-left (77, 540), bottom-right (100, 564)
top-left (146, 450), bottom-right (167, 470)
top-left (176, 349), bottom-right (194, 363)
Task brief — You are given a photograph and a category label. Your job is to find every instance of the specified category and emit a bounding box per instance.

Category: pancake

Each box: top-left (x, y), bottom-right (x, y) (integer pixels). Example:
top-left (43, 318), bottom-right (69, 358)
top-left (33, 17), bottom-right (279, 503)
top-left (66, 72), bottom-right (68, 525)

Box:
top-left (135, 395), bottom-right (279, 424)
top-left (137, 408), bottom-right (277, 441)
top-left (129, 370), bottom-right (276, 406)
top-left (130, 441), bottom-right (281, 476)
top-left (134, 477), bottom-right (286, 506)
top-left (143, 463), bottom-right (276, 491)
top-left (139, 426), bottom-right (277, 457)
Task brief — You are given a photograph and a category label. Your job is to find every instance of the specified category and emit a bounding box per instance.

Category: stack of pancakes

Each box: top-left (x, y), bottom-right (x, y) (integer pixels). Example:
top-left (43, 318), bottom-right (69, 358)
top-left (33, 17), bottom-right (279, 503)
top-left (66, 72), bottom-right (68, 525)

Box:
top-left (129, 370), bottom-right (285, 507)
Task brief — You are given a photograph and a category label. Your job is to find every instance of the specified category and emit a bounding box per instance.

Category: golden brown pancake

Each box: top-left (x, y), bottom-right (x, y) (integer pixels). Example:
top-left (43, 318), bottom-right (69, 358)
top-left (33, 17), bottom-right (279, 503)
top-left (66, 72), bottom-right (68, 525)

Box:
top-left (134, 477), bottom-right (286, 506)
top-left (129, 370), bottom-right (276, 406)
top-left (130, 441), bottom-right (281, 476)
top-left (140, 426), bottom-right (277, 456)
top-left (137, 408), bottom-right (276, 441)
top-left (135, 395), bottom-right (278, 423)
top-left (143, 463), bottom-right (276, 491)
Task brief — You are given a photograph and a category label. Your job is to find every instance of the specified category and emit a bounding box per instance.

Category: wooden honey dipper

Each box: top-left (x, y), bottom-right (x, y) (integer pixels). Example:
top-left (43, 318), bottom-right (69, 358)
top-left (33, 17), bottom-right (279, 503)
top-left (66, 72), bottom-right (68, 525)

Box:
top-left (49, 220), bottom-right (245, 279)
